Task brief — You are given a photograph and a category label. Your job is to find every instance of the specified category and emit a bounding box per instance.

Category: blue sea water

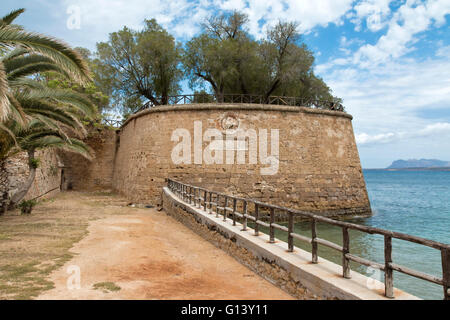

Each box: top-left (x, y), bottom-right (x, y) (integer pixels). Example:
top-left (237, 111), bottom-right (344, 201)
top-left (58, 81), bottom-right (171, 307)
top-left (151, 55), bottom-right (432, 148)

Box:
top-left (357, 170), bottom-right (450, 299)
top-left (298, 170), bottom-right (450, 300)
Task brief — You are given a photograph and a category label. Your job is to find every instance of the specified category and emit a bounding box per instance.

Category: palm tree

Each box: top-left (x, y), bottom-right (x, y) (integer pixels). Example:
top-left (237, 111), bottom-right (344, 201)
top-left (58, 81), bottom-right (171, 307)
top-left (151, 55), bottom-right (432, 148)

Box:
top-left (0, 8), bottom-right (91, 121)
top-left (0, 8), bottom-right (97, 211)
top-left (1, 119), bottom-right (92, 210)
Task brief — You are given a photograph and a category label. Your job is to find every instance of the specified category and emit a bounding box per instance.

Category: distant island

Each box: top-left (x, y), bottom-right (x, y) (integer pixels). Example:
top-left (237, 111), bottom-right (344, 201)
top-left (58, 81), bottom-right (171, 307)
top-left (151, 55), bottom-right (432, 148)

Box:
top-left (387, 159), bottom-right (450, 169)
top-left (374, 159), bottom-right (450, 171)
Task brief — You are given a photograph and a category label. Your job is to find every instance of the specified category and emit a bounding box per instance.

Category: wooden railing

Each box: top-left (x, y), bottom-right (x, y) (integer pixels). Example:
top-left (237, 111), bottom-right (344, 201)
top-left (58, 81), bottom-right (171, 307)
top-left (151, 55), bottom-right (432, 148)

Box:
top-left (102, 119), bottom-right (122, 128)
top-left (167, 178), bottom-right (450, 300)
top-left (136, 93), bottom-right (345, 113)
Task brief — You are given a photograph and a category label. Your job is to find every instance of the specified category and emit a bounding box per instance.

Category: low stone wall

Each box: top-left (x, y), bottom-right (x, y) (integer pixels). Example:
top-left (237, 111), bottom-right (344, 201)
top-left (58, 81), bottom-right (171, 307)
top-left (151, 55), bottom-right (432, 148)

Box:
top-left (162, 187), bottom-right (318, 299)
top-left (2, 127), bottom-right (118, 207)
top-left (162, 186), bottom-right (418, 300)
top-left (5, 149), bottom-right (61, 202)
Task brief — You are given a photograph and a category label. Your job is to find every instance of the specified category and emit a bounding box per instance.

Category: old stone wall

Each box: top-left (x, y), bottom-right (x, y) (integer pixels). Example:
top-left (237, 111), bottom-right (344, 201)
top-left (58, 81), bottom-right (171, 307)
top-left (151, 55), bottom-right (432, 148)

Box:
top-left (2, 127), bottom-right (117, 207)
top-left (113, 104), bottom-right (371, 217)
top-left (5, 149), bottom-right (62, 201)
top-left (59, 128), bottom-right (118, 191)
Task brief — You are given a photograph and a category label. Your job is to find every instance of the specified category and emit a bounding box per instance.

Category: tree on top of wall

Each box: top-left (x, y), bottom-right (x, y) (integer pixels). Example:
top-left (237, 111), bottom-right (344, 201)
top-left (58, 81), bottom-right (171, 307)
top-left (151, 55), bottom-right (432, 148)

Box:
top-left (183, 11), bottom-right (341, 104)
top-left (95, 19), bottom-right (183, 114)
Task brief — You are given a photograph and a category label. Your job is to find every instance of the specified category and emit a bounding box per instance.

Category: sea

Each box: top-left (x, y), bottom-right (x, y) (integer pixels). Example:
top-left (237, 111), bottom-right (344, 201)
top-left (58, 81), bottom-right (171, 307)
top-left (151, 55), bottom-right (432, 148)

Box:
top-left (293, 170), bottom-right (450, 300)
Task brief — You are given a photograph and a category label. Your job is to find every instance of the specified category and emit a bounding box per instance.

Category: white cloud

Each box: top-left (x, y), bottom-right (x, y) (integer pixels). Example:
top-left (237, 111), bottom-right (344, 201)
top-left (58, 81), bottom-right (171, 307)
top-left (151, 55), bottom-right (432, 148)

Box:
top-left (237, 0), bottom-right (354, 38)
top-left (352, 0), bottom-right (393, 32)
top-left (356, 122), bottom-right (450, 146)
top-left (418, 122), bottom-right (450, 136)
top-left (63, 0), bottom-right (215, 43)
top-left (436, 45), bottom-right (450, 58)
top-left (317, 41), bottom-right (450, 152)
top-left (63, 0), bottom-right (355, 45)
top-left (353, 0), bottom-right (450, 68)
top-left (356, 132), bottom-right (396, 144)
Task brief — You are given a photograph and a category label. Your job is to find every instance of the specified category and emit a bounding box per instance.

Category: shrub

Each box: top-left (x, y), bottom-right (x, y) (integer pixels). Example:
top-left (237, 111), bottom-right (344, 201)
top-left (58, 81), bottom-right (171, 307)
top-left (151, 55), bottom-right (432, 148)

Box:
top-left (18, 199), bottom-right (37, 214)
top-left (29, 158), bottom-right (40, 169)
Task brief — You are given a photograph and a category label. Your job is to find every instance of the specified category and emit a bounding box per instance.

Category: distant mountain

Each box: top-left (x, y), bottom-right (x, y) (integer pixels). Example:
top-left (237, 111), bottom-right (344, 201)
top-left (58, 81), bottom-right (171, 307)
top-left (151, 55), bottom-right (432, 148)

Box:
top-left (387, 159), bottom-right (450, 169)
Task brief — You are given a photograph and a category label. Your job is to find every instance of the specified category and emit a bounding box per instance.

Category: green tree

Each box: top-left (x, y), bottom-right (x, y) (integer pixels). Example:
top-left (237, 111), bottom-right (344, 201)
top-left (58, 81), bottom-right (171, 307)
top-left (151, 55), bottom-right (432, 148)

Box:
top-left (95, 19), bottom-right (182, 114)
top-left (43, 47), bottom-right (109, 115)
top-left (183, 11), bottom-right (341, 106)
top-left (183, 11), bottom-right (251, 100)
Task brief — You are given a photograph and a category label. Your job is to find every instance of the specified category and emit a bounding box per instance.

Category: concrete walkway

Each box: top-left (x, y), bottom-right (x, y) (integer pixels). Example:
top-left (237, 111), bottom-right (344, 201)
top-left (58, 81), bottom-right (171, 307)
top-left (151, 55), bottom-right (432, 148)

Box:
top-left (38, 192), bottom-right (293, 300)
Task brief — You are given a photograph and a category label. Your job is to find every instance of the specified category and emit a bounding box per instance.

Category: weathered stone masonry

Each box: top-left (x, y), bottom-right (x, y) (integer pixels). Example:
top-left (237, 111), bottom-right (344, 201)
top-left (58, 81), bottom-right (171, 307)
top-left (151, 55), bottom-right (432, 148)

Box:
top-left (59, 128), bottom-right (118, 191)
top-left (4, 149), bottom-right (62, 202)
top-left (59, 104), bottom-right (370, 217)
top-left (111, 104), bottom-right (371, 217)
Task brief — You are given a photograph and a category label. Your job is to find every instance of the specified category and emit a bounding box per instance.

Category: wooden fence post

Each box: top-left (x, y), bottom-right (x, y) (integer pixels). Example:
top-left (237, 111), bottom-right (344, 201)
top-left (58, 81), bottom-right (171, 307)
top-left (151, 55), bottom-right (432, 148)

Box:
top-left (269, 207), bottom-right (275, 243)
top-left (288, 211), bottom-right (294, 252)
top-left (311, 218), bottom-right (318, 263)
top-left (232, 198), bottom-right (237, 226)
top-left (208, 192), bottom-right (212, 213)
top-left (223, 197), bottom-right (228, 222)
top-left (342, 227), bottom-right (351, 279)
top-left (203, 190), bottom-right (207, 211)
top-left (254, 204), bottom-right (259, 236)
top-left (215, 194), bottom-right (220, 218)
top-left (441, 248), bottom-right (450, 300)
top-left (384, 235), bottom-right (394, 298)
top-left (196, 188), bottom-right (199, 207)
top-left (193, 188), bottom-right (197, 206)
top-left (242, 201), bottom-right (247, 231)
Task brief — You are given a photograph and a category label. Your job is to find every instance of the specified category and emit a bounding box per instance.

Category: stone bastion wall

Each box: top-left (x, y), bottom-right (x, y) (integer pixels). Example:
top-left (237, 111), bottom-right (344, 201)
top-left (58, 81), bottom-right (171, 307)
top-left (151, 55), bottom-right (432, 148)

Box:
top-left (112, 104), bottom-right (371, 217)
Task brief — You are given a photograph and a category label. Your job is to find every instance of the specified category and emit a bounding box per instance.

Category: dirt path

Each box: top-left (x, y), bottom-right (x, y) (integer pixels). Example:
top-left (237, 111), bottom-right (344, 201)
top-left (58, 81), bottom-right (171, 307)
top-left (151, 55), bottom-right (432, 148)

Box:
top-left (37, 192), bottom-right (292, 300)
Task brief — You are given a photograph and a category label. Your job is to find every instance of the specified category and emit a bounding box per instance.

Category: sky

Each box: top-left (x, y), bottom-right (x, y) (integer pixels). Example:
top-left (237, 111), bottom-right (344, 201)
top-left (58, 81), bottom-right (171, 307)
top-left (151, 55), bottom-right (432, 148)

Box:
top-left (3, 0), bottom-right (450, 168)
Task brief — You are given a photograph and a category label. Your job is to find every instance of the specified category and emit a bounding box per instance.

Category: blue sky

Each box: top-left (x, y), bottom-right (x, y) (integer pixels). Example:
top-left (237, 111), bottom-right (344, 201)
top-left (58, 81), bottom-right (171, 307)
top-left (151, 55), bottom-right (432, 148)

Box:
top-left (3, 0), bottom-right (450, 168)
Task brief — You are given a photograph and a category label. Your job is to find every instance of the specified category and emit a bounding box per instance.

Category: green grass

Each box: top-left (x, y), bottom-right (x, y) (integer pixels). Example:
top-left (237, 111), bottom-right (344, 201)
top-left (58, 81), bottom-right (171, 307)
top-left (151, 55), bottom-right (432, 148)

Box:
top-left (0, 233), bottom-right (10, 240)
top-left (0, 191), bottom-right (122, 299)
top-left (93, 282), bottom-right (121, 293)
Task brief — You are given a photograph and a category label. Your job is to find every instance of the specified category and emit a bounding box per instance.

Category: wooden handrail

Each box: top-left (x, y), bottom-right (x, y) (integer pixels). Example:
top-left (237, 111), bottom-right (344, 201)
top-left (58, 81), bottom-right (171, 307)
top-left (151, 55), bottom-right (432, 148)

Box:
top-left (166, 178), bottom-right (450, 300)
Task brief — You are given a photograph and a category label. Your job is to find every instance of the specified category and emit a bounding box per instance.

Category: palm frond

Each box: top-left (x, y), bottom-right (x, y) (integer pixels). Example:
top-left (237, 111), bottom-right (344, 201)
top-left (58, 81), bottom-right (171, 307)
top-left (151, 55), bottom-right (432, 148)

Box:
top-left (17, 87), bottom-right (96, 118)
top-left (8, 62), bottom-right (71, 80)
top-left (0, 121), bottom-right (18, 161)
top-left (3, 118), bottom-right (91, 160)
top-left (30, 114), bottom-right (70, 141)
top-left (0, 8), bottom-right (25, 25)
top-left (0, 61), bottom-right (9, 120)
top-left (0, 25), bottom-right (91, 84)
top-left (8, 78), bottom-right (46, 90)
top-left (22, 134), bottom-right (93, 160)
top-left (0, 47), bottom-right (28, 61)
top-left (20, 103), bottom-right (83, 131)
top-left (6, 91), bottom-right (26, 124)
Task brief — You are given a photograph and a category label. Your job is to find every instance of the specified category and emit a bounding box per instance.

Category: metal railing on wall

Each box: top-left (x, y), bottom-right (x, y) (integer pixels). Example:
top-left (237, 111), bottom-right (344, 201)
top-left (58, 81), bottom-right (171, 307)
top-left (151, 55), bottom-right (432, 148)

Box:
top-left (102, 94), bottom-right (345, 128)
top-left (135, 93), bottom-right (345, 113)
top-left (167, 178), bottom-right (450, 300)
top-left (102, 119), bottom-right (122, 128)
